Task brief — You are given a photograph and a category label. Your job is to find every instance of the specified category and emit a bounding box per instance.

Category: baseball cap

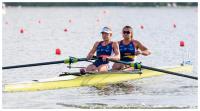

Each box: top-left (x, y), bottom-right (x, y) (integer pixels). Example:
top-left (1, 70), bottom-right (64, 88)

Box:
top-left (101, 27), bottom-right (112, 34)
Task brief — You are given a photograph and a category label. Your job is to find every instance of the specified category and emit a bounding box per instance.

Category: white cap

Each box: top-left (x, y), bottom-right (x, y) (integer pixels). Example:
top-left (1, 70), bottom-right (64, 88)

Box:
top-left (101, 27), bottom-right (112, 33)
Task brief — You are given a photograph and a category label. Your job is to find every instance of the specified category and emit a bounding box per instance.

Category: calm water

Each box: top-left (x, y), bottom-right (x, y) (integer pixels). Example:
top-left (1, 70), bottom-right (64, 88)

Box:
top-left (2, 6), bottom-right (198, 109)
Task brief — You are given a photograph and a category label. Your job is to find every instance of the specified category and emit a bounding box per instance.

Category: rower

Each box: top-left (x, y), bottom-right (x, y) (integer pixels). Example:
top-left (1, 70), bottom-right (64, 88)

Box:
top-left (112, 25), bottom-right (151, 71)
top-left (86, 27), bottom-right (120, 72)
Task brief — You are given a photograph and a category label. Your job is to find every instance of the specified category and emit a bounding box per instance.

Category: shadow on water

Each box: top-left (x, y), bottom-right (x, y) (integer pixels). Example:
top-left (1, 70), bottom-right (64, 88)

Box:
top-left (92, 82), bottom-right (141, 96)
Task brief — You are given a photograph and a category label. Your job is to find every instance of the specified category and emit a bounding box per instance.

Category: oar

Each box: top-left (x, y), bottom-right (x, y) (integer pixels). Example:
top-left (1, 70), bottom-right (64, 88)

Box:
top-left (2, 57), bottom-right (95, 70)
top-left (107, 59), bottom-right (198, 80)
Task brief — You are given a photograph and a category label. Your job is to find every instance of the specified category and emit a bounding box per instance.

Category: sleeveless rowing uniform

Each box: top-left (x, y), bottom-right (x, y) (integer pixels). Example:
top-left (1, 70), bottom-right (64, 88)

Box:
top-left (119, 40), bottom-right (136, 62)
top-left (93, 41), bottom-right (113, 67)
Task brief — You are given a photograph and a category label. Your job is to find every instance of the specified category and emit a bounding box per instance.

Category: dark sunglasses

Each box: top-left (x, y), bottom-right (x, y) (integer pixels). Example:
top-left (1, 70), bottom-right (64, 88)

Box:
top-left (123, 31), bottom-right (131, 34)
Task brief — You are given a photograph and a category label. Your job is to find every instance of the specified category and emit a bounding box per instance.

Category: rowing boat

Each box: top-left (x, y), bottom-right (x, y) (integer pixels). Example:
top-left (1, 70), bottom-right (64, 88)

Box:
top-left (3, 65), bottom-right (192, 92)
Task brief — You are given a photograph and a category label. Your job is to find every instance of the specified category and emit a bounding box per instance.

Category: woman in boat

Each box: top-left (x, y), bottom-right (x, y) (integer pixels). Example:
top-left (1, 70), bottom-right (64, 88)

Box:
top-left (86, 27), bottom-right (120, 72)
top-left (112, 25), bottom-right (151, 71)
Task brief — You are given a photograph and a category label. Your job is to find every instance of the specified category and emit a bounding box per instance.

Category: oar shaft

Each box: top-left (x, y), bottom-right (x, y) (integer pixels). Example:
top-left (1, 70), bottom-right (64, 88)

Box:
top-left (107, 59), bottom-right (197, 80)
top-left (2, 60), bottom-right (65, 69)
top-left (2, 57), bottom-right (95, 70)
top-left (141, 65), bottom-right (198, 80)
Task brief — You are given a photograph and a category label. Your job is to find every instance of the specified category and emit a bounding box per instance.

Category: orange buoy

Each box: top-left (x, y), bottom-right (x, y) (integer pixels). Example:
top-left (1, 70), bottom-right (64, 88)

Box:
top-left (64, 28), bottom-right (68, 32)
top-left (55, 48), bottom-right (61, 55)
top-left (140, 25), bottom-right (144, 29)
top-left (173, 24), bottom-right (176, 28)
top-left (180, 41), bottom-right (185, 47)
top-left (20, 28), bottom-right (24, 33)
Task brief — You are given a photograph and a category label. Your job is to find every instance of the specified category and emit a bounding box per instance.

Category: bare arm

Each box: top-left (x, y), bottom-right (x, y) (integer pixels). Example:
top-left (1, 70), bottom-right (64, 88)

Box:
top-left (109, 42), bottom-right (120, 60)
top-left (87, 42), bottom-right (99, 60)
top-left (134, 40), bottom-right (151, 56)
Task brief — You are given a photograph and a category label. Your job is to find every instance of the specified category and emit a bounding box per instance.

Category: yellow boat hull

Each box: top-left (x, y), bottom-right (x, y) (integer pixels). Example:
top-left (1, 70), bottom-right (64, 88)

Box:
top-left (3, 65), bottom-right (193, 92)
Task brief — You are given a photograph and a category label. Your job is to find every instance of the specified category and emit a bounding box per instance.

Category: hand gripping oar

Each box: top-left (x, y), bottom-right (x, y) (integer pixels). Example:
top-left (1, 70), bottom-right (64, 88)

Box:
top-left (107, 59), bottom-right (198, 80)
top-left (2, 57), bottom-right (95, 70)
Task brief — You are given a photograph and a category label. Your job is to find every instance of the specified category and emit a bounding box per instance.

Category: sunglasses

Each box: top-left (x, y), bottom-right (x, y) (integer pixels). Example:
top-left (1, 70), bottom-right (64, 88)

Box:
top-left (123, 31), bottom-right (131, 34)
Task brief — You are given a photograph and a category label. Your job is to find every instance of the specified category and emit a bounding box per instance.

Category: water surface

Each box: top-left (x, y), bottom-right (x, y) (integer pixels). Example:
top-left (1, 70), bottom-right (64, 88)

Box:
top-left (2, 6), bottom-right (198, 109)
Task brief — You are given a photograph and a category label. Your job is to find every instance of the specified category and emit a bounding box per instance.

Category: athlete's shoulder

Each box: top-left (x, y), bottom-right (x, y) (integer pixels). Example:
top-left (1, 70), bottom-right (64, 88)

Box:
top-left (132, 39), bottom-right (142, 45)
top-left (132, 39), bottom-right (139, 43)
top-left (111, 41), bottom-right (119, 47)
top-left (111, 41), bottom-right (118, 44)
top-left (94, 41), bottom-right (100, 44)
top-left (94, 41), bottom-right (101, 47)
